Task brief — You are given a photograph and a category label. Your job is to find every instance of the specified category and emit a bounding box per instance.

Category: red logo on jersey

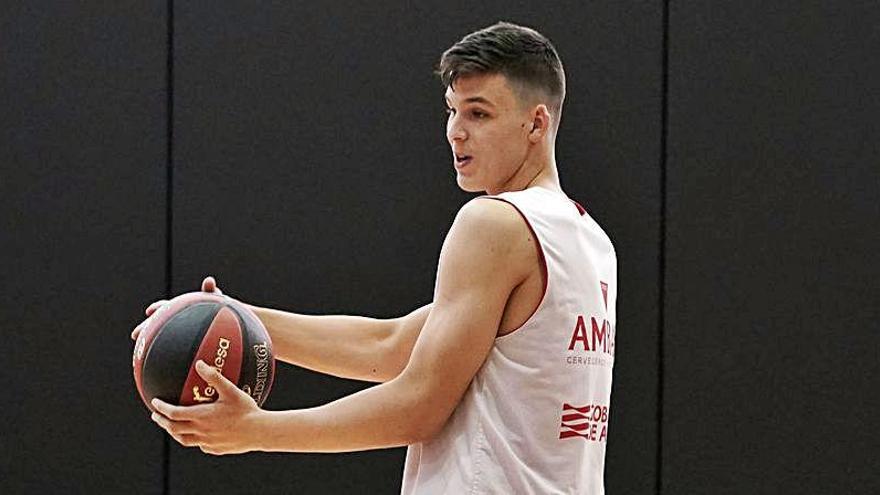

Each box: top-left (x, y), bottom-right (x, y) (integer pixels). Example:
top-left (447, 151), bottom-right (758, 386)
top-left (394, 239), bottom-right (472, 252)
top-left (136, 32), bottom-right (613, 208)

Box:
top-left (559, 403), bottom-right (609, 442)
top-left (600, 281), bottom-right (608, 309)
top-left (567, 315), bottom-right (615, 356)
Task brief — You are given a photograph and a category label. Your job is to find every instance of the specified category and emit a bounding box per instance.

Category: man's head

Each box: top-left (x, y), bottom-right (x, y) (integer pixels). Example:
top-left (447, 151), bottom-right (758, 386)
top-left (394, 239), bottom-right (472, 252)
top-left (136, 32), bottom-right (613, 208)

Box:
top-left (438, 22), bottom-right (566, 193)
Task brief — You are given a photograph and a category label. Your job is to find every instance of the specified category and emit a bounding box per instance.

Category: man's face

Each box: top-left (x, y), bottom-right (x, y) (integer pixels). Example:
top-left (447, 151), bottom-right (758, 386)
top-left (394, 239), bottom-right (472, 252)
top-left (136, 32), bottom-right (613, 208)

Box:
top-left (444, 73), bottom-right (534, 193)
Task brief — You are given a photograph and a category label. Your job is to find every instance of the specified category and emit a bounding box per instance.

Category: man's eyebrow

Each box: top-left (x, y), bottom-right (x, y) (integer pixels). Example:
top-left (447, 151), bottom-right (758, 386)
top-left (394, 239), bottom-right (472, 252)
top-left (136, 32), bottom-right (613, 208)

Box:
top-left (444, 96), bottom-right (496, 107)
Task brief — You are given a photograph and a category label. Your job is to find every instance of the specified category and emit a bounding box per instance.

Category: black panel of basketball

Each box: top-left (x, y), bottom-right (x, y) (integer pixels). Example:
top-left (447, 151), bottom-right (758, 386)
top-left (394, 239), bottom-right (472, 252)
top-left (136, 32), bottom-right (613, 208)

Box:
top-left (142, 303), bottom-right (221, 404)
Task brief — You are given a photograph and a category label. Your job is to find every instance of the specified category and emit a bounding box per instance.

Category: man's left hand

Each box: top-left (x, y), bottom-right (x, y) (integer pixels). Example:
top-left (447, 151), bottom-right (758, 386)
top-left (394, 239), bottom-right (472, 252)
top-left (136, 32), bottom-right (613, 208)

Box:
top-left (150, 360), bottom-right (265, 455)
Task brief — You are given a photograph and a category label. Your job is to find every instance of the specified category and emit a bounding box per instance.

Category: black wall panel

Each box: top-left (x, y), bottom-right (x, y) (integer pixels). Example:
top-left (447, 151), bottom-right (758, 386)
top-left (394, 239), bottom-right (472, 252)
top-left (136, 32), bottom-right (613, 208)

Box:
top-left (172, 1), bottom-right (661, 493)
top-left (665, 2), bottom-right (880, 493)
top-left (1, 3), bottom-right (167, 493)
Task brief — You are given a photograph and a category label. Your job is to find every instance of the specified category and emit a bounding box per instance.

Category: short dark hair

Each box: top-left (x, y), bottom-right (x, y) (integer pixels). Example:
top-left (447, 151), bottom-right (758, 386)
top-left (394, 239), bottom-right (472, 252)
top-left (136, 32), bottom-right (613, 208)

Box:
top-left (437, 22), bottom-right (566, 116)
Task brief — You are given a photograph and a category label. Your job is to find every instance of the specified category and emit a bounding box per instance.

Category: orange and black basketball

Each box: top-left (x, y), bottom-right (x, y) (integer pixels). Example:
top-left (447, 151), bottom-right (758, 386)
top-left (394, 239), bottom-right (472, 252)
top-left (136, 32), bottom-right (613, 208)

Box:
top-left (132, 292), bottom-right (275, 410)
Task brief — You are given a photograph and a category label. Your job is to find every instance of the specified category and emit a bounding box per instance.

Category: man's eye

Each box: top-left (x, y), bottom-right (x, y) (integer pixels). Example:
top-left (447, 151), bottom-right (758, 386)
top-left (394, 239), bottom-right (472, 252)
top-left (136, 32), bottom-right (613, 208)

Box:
top-left (472, 110), bottom-right (487, 118)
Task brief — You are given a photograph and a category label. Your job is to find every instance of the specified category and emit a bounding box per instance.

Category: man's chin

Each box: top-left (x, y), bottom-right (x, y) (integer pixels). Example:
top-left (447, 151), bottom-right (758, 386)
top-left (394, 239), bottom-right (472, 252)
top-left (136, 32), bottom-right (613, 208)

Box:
top-left (456, 176), bottom-right (485, 193)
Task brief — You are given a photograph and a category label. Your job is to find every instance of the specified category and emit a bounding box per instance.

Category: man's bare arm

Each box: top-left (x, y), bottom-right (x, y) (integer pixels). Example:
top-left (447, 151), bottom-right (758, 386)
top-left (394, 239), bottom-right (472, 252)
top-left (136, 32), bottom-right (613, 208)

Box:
top-left (247, 303), bottom-right (431, 383)
top-left (249, 198), bottom-right (532, 452)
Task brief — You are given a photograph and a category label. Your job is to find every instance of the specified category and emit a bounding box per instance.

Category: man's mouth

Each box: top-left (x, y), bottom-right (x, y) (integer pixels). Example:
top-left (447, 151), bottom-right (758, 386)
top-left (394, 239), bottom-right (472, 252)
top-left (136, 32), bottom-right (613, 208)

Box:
top-left (455, 154), bottom-right (473, 167)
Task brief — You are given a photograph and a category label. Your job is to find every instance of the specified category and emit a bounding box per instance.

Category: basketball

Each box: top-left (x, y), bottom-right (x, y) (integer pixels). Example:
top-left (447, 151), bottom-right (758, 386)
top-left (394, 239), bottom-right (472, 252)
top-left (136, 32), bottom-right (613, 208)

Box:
top-left (132, 291), bottom-right (275, 410)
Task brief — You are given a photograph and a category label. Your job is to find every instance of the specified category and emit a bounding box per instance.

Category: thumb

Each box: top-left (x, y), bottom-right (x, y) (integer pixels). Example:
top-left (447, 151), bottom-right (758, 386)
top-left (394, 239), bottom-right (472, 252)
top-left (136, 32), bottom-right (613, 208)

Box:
top-left (195, 360), bottom-right (240, 399)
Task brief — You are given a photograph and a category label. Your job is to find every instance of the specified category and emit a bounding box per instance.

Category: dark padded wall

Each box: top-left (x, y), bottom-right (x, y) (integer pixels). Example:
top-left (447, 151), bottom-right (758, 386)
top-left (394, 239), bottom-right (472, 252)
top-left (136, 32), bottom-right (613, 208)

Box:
top-left (15, 1), bottom-right (875, 494)
top-left (172, 1), bottom-right (661, 493)
top-left (664, 2), bottom-right (880, 494)
top-left (1, 3), bottom-right (167, 493)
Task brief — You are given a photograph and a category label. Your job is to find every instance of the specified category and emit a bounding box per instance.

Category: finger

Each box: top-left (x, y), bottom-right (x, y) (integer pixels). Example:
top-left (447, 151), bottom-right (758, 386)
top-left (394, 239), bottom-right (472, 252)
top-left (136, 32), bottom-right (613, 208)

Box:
top-left (151, 398), bottom-right (204, 421)
top-left (175, 433), bottom-right (203, 448)
top-left (195, 360), bottom-right (240, 398)
top-left (202, 276), bottom-right (224, 296)
top-left (202, 276), bottom-right (216, 292)
top-left (131, 323), bottom-right (142, 341)
top-left (201, 444), bottom-right (230, 456)
top-left (145, 300), bottom-right (168, 317)
top-left (160, 425), bottom-right (203, 448)
top-left (150, 412), bottom-right (202, 436)
top-left (199, 445), bottom-right (221, 456)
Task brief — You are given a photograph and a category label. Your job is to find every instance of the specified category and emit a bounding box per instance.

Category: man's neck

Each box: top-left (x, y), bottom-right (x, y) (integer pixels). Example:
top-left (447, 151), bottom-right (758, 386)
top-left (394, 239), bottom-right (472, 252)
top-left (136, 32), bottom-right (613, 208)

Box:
top-left (489, 151), bottom-right (562, 195)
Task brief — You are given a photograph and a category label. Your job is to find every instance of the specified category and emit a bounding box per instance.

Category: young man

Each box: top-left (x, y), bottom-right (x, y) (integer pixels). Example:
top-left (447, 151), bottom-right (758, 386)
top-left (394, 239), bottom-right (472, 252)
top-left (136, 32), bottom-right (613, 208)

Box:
top-left (137, 21), bottom-right (617, 494)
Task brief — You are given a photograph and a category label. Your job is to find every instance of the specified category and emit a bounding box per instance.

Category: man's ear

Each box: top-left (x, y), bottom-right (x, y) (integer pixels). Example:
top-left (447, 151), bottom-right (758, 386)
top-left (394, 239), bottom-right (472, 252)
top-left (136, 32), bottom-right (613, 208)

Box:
top-left (527, 104), bottom-right (552, 142)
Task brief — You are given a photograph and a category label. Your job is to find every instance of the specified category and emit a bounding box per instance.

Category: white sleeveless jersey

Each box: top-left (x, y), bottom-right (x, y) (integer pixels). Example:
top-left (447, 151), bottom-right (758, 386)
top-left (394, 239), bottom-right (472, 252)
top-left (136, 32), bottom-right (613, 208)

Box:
top-left (401, 186), bottom-right (618, 495)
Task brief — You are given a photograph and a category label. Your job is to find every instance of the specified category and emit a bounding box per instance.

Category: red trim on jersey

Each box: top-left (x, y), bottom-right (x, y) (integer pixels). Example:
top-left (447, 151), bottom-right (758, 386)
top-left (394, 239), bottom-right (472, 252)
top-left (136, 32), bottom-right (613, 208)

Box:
top-left (478, 196), bottom-right (548, 339)
top-left (571, 200), bottom-right (587, 216)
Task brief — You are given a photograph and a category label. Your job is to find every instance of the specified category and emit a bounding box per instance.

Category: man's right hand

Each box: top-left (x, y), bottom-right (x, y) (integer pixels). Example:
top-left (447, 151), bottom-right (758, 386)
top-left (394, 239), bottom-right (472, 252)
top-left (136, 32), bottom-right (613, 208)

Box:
top-left (130, 276), bottom-right (224, 341)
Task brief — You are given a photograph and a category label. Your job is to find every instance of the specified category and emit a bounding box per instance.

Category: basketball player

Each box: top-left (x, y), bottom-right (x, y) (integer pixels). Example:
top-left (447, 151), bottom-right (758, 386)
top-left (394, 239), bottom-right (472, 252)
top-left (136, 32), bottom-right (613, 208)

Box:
top-left (137, 22), bottom-right (617, 493)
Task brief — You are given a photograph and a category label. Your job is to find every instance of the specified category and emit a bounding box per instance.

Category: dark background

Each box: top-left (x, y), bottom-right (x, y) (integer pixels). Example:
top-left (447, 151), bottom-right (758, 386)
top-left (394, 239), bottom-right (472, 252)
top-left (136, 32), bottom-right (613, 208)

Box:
top-left (1, 1), bottom-right (876, 494)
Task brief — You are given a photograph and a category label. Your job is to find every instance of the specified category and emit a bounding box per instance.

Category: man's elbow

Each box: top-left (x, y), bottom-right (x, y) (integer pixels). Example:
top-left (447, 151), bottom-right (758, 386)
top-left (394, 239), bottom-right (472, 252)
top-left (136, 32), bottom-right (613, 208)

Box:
top-left (401, 394), bottom-right (455, 444)
top-left (407, 422), bottom-right (446, 444)
top-left (376, 318), bottom-right (416, 383)
top-left (402, 417), bottom-right (447, 445)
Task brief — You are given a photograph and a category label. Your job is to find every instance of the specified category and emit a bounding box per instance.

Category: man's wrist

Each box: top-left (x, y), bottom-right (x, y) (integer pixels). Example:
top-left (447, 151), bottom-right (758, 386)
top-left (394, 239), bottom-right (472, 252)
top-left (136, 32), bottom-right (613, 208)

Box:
top-left (249, 408), bottom-right (278, 452)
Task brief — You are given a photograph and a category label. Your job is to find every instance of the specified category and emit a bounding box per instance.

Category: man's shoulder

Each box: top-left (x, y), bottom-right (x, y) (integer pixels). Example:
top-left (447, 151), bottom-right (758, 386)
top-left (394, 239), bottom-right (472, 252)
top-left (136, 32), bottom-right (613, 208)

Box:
top-left (453, 196), bottom-right (527, 239)
top-left (445, 197), bottom-right (536, 274)
top-left (433, 198), bottom-right (535, 298)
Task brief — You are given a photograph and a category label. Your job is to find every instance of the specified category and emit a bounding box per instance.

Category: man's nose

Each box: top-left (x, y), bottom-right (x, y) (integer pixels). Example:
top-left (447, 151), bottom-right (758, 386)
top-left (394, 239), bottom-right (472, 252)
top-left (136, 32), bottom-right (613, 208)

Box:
top-left (447, 118), bottom-right (467, 143)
